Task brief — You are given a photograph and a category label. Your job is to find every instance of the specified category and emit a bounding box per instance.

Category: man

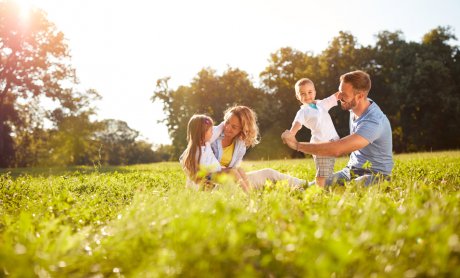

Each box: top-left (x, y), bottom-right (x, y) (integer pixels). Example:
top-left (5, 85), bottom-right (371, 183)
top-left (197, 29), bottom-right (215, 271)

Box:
top-left (281, 70), bottom-right (393, 186)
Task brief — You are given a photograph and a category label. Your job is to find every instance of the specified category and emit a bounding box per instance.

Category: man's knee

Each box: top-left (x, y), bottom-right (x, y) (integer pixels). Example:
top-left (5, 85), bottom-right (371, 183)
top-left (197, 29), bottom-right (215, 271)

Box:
top-left (355, 174), bottom-right (390, 186)
top-left (325, 170), bottom-right (350, 186)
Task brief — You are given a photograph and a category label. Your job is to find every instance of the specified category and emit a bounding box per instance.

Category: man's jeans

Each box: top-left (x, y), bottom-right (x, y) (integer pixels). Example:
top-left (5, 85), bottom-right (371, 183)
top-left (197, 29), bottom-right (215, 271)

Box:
top-left (325, 166), bottom-right (390, 186)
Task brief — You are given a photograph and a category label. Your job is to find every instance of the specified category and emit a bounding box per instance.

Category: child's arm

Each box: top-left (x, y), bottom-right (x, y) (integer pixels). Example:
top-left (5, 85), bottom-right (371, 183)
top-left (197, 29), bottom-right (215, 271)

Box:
top-left (210, 121), bottom-right (225, 143)
top-left (319, 92), bottom-right (339, 111)
top-left (290, 121), bottom-right (302, 136)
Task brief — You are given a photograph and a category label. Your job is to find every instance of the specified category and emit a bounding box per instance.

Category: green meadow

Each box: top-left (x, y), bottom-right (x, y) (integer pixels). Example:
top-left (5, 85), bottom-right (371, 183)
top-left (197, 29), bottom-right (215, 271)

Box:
top-left (1, 151), bottom-right (459, 277)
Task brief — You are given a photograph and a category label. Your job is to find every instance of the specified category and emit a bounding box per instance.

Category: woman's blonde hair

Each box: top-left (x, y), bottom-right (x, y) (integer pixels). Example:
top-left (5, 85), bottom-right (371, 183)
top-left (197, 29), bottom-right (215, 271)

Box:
top-left (182, 114), bottom-right (213, 180)
top-left (224, 106), bottom-right (260, 147)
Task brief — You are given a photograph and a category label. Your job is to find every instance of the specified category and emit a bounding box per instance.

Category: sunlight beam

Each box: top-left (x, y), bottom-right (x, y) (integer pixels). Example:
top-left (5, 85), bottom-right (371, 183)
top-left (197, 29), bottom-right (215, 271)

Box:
top-left (13, 0), bottom-right (33, 21)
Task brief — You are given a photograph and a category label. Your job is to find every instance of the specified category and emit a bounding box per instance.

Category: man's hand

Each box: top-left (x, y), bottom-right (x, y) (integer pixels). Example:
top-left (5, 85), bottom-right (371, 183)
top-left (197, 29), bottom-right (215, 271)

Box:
top-left (281, 130), bottom-right (298, 150)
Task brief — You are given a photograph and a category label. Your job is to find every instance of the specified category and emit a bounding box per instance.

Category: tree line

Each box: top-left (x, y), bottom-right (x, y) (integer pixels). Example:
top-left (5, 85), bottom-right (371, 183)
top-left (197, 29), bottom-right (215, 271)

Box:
top-left (0, 1), bottom-right (170, 167)
top-left (154, 27), bottom-right (460, 160)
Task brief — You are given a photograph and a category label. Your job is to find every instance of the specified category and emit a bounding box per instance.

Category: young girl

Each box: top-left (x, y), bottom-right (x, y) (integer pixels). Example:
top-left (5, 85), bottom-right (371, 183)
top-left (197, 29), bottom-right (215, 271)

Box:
top-left (180, 114), bottom-right (250, 191)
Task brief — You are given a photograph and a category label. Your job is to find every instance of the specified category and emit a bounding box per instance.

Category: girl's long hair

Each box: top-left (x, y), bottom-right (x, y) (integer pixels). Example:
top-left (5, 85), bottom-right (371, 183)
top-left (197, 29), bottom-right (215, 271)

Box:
top-left (224, 106), bottom-right (260, 147)
top-left (182, 114), bottom-right (213, 180)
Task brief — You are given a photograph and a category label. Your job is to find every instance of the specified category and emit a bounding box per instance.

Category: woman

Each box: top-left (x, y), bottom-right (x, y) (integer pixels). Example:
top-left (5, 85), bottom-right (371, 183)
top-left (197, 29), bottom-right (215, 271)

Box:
top-left (211, 106), bottom-right (305, 189)
top-left (211, 106), bottom-right (258, 168)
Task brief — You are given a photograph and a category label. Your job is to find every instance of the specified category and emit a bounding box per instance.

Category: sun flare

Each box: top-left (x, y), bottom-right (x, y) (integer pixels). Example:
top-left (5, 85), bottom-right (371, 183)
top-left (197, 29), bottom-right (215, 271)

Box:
top-left (13, 0), bottom-right (34, 21)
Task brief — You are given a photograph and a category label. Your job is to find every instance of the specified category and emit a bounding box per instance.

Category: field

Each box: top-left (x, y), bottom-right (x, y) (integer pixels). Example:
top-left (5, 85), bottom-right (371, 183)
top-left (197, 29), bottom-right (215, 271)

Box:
top-left (1, 151), bottom-right (459, 277)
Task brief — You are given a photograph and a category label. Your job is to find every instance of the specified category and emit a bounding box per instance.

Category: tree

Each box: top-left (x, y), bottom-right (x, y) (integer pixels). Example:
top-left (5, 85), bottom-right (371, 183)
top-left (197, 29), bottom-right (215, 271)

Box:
top-left (126, 140), bottom-right (157, 165)
top-left (0, 90), bottom-right (17, 167)
top-left (153, 67), bottom-right (268, 159)
top-left (371, 30), bottom-right (408, 152)
top-left (0, 1), bottom-right (77, 167)
top-left (47, 112), bottom-right (101, 165)
top-left (12, 99), bottom-right (49, 167)
top-left (400, 27), bottom-right (459, 151)
top-left (151, 144), bottom-right (173, 162)
top-left (95, 119), bottom-right (138, 165)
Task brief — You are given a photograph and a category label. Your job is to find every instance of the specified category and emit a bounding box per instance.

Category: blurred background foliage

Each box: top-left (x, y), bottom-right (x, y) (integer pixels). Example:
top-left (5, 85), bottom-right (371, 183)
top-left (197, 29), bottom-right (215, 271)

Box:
top-left (154, 28), bottom-right (460, 160)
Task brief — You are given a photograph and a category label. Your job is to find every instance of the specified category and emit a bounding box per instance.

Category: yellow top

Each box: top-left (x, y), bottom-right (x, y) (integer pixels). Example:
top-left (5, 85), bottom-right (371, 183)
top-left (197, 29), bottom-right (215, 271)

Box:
top-left (220, 141), bottom-right (235, 167)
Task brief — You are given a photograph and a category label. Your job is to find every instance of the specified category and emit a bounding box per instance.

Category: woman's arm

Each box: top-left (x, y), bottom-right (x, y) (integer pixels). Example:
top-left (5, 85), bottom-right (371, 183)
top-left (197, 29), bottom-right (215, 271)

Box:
top-left (229, 140), bottom-right (247, 168)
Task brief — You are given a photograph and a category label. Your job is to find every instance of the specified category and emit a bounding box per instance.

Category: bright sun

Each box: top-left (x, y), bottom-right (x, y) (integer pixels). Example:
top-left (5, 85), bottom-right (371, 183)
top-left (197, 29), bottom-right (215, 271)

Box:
top-left (14, 0), bottom-right (34, 20)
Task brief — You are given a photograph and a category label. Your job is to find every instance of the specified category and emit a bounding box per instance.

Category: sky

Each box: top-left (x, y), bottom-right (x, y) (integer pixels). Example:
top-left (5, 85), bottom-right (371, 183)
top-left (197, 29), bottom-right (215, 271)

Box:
top-left (17, 0), bottom-right (460, 146)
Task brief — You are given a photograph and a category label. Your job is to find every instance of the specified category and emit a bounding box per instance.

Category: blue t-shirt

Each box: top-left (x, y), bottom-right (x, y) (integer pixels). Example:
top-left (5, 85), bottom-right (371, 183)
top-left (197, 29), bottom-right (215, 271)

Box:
top-left (347, 101), bottom-right (394, 175)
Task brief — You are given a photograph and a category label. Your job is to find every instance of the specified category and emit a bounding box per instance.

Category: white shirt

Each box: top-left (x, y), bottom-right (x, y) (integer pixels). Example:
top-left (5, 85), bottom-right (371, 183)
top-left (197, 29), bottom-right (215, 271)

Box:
top-left (198, 142), bottom-right (222, 173)
top-left (179, 122), bottom-right (224, 189)
top-left (293, 94), bottom-right (340, 143)
top-left (211, 132), bottom-right (246, 168)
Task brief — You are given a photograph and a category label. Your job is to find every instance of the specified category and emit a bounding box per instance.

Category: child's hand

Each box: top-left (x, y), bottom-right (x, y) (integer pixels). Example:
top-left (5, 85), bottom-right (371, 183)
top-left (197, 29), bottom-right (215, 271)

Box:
top-left (281, 130), bottom-right (295, 143)
top-left (282, 130), bottom-right (300, 151)
top-left (334, 91), bottom-right (339, 99)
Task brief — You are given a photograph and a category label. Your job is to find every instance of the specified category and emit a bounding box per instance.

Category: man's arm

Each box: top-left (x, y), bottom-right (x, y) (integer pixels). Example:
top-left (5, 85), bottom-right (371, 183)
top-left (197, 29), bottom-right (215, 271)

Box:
top-left (281, 130), bottom-right (369, 157)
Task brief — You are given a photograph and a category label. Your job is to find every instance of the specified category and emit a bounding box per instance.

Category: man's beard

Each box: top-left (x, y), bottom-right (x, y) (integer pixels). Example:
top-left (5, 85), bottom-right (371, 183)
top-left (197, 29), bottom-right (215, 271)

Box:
top-left (340, 98), bottom-right (357, 111)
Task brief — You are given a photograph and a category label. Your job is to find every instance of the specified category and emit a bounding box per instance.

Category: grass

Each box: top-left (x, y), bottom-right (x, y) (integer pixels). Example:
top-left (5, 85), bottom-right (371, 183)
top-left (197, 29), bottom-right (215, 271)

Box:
top-left (1, 151), bottom-right (459, 277)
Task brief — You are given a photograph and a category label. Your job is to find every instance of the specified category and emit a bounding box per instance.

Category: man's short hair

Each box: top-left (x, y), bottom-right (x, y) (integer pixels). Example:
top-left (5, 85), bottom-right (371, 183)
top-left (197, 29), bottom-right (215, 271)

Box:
top-left (340, 70), bottom-right (371, 94)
